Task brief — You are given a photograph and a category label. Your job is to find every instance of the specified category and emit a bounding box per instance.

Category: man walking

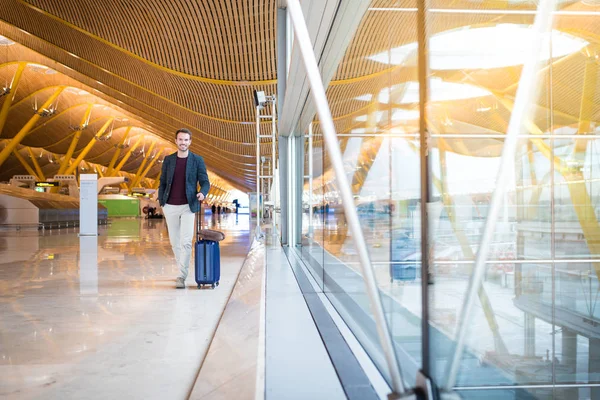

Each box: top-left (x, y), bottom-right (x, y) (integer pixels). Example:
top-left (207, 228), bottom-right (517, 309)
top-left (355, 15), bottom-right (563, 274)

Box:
top-left (158, 128), bottom-right (210, 288)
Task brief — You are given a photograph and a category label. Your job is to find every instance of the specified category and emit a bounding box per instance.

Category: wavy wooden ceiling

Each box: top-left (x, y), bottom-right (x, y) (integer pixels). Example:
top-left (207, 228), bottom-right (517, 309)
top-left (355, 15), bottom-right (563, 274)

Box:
top-left (0, 56), bottom-right (236, 195)
top-left (0, 0), bottom-right (277, 191)
top-left (314, 0), bottom-right (600, 156)
top-left (1, 0), bottom-right (598, 195)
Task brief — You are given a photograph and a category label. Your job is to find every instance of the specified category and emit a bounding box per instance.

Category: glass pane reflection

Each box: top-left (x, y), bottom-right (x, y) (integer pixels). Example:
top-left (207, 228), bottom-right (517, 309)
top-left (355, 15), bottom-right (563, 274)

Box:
top-left (302, 134), bottom-right (423, 385)
top-left (299, 1), bottom-right (600, 398)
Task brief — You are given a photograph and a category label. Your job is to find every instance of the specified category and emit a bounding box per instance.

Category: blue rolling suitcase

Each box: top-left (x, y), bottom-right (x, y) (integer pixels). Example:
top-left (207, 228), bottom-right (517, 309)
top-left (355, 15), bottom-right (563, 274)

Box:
top-left (195, 212), bottom-right (221, 289)
top-left (391, 264), bottom-right (417, 281)
top-left (390, 230), bottom-right (418, 282)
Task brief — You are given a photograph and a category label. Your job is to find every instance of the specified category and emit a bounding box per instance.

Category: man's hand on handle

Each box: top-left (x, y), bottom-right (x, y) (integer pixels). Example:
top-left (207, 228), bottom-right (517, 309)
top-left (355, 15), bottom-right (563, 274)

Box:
top-left (196, 192), bottom-right (205, 201)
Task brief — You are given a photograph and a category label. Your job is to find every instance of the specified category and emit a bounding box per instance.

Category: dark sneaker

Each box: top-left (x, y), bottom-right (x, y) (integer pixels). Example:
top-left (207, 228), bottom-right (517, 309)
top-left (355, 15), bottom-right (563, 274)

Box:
top-left (175, 277), bottom-right (185, 289)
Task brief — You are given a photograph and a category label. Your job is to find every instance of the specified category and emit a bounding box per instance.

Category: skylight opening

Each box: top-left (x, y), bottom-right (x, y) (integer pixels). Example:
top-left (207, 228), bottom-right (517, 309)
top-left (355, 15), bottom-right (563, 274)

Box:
top-left (355, 111), bottom-right (385, 122)
top-left (355, 79), bottom-right (492, 105)
top-left (368, 24), bottom-right (588, 70)
top-left (0, 35), bottom-right (15, 46)
top-left (391, 109), bottom-right (419, 121)
top-left (65, 88), bottom-right (90, 96)
top-left (28, 64), bottom-right (49, 72)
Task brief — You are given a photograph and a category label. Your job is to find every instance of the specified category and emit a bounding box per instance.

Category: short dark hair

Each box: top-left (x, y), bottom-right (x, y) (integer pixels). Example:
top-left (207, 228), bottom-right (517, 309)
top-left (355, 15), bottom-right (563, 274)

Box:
top-left (175, 128), bottom-right (192, 140)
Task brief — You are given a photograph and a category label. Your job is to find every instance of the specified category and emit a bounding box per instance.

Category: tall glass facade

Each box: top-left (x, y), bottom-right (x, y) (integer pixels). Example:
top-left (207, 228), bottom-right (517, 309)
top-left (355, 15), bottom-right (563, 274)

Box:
top-left (296, 1), bottom-right (600, 398)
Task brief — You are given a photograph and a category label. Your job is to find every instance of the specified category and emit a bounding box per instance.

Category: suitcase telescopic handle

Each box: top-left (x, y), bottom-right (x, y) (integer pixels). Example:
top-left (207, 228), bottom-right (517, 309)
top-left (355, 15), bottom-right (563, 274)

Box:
top-left (196, 201), bottom-right (202, 241)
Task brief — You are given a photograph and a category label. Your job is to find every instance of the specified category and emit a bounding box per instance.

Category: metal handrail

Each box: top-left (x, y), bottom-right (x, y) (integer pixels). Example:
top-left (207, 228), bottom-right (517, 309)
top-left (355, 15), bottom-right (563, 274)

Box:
top-left (286, 0), bottom-right (406, 395)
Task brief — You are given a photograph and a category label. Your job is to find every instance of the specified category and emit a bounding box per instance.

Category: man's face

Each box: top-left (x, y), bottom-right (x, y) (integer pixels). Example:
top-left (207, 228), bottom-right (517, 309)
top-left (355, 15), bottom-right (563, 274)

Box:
top-left (176, 132), bottom-right (191, 152)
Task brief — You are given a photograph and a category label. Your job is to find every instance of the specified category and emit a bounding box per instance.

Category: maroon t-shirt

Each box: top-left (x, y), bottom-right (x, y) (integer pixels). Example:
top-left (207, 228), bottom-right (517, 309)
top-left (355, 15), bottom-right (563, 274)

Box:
top-left (167, 156), bottom-right (188, 205)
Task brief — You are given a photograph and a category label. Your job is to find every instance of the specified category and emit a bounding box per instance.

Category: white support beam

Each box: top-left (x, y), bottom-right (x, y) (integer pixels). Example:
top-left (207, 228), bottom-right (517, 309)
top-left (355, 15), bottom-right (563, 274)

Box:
top-left (279, 0), bottom-right (370, 138)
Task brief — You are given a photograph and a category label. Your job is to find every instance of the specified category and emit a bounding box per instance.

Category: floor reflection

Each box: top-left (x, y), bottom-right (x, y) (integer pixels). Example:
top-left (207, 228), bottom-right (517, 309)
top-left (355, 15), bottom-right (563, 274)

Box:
top-left (0, 214), bottom-right (251, 399)
top-left (79, 236), bottom-right (98, 295)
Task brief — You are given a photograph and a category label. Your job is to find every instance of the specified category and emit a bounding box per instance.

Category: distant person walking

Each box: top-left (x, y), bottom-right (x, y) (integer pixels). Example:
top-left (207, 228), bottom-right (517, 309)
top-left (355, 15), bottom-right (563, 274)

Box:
top-left (158, 128), bottom-right (210, 289)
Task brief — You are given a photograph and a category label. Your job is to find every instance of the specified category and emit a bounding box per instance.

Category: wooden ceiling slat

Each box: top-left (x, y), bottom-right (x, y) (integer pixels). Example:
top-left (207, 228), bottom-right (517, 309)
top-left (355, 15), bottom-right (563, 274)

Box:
top-left (233, 1), bottom-right (245, 80)
top-left (181, 1), bottom-right (203, 77)
top-left (217, 0), bottom-right (234, 80)
top-left (262, 1), bottom-right (270, 81)
top-left (269, 0), bottom-right (276, 80)
top-left (258, 0), bottom-right (266, 83)
top-left (249, 1), bottom-right (260, 81)
top-left (195, 4), bottom-right (214, 78)
top-left (199, 0), bottom-right (223, 80)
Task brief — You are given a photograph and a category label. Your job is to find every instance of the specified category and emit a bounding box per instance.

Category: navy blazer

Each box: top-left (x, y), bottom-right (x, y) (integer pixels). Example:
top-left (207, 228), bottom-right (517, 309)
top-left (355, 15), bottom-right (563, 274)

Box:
top-left (158, 152), bottom-right (210, 213)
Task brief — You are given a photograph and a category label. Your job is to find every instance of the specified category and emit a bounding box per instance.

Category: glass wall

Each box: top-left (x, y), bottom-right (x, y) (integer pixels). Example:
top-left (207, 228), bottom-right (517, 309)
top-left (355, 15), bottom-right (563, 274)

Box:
top-left (426, 2), bottom-right (600, 399)
top-left (300, 1), bottom-right (424, 386)
top-left (296, 0), bottom-right (600, 398)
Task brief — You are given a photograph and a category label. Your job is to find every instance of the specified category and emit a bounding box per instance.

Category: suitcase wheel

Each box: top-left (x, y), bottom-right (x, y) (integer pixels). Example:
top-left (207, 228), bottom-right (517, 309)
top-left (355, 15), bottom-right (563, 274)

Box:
top-left (216, 281), bottom-right (220, 287)
top-left (197, 284), bottom-right (201, 289)
top-left (211, 283), bottom-right (215, 289)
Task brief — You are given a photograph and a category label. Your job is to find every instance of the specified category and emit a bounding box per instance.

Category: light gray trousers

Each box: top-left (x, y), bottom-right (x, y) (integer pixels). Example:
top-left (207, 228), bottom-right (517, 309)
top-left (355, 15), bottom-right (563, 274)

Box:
top-left (162, 204), bottom-right (195, 279)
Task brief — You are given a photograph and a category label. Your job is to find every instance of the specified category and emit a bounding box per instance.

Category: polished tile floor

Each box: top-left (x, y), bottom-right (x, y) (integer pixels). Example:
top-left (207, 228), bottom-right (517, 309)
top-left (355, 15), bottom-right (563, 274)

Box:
top-left (0, 213), bottom-right (251, 399)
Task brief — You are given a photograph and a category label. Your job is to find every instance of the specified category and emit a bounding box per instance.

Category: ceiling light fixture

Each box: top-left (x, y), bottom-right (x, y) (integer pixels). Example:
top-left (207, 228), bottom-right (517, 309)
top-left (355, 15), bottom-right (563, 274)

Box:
top-left (35, 106), bottom-right (57, 118)
top-left (131, 143), bottom-right (145, 157)
top-left (115, 137), bottom-right (131, 149)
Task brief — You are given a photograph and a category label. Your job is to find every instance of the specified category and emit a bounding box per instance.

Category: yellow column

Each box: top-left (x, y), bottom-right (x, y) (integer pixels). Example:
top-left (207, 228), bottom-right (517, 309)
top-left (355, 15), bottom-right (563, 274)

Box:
top-left (351, 136), bottom-right (384, 195)
top-left (350, 100), bottom-right (380, 195)
top-left (495, 95), bottom-right (567, 170)
top-left (83, 161), bottom-right (102, 177)
top-left (27, 147), bottom-right (46, 181)
top-left (497, 57), bottom-right (600, 282)
top-left (106, 126), bottom-right (132, 176)
top-left (119, 172), bottom-right (130, 190)
top-left (567, 58), bottom-right (600, 281)
top-left (0, 63), bottom-right (27, 135)
top-left (152, 171), bottom-right (162, 189)
top-left (11, 149), bottom-right (39, 178)
top-left (64, 117), bottom-right (114, 175)
top-left (0, 86), bottom-right (65, 168)
top-left (129, 141), bottom-right (157, 189)
top-left (405, 138), bottom-right (510, 355)
top-left (0, 62), bottom-right (27, 136)
top-left (95, 164), bottom-right (105, 178)
top-left (132, 148), bottom-right (163, 188)
top-left (58, 104), bottom-right (93, 174)
top-left (111, 135), bottom-right (145, 176)
top-left (566, 174), bottom-right (600, 281)
top-left (434, 171), bottom-right (510, 354)
top-left (574, 59), bottom-right (597, 154)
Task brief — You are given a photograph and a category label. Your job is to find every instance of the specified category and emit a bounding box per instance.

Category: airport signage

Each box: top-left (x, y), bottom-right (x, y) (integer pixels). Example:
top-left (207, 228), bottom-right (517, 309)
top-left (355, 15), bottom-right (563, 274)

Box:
top-left (35, 181), bottom-right (60, 187)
